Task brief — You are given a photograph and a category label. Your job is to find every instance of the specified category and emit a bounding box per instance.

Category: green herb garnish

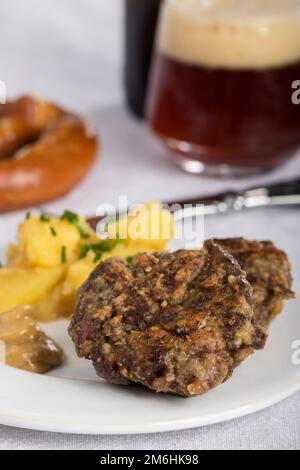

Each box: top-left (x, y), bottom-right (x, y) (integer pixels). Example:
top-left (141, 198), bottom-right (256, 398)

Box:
top-left (60, 210), bottom-right (78, 223)
top-left (40, 214), bottom-right (50, 222)
top-left (126, 256), bottom-right (133, 264)
top-left (25, 212), bottom-right (31, 220)
top-left (93, 252), bottom-right (103, 264)
top-left (79, 242), bottom-right (106, 259)
top-left (61, 210), bottom-right (90, 239)
top-left (50, 227), bottom-right (57, 237)
top-left (61, 246), bottom-right (67, 263)
top-left (79, 244), bottom-right (90, 259)
top-left (94, 240), bottom-right (113, 253)
top-left (79, 239), bottom-right (121, 261)
top-left (76, 224), bottom-right (90, 239)
top-left (116, 235), bottom-right (125, 245)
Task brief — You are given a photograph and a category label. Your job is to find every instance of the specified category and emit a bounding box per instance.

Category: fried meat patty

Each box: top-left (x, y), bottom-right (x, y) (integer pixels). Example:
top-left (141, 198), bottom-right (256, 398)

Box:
top-left (214, 238), bottom-right (294, 328)
top-left (69, 240), bottom-right (266, 396)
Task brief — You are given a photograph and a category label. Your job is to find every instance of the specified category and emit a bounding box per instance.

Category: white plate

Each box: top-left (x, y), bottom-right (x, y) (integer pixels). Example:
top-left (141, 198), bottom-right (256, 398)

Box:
top-left (0, 209), bottom-right (299, 434)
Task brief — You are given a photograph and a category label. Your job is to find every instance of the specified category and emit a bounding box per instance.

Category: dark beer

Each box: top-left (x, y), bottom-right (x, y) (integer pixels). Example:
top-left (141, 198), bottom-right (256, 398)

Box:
top-left (146, 0), bottom-right (300, 175)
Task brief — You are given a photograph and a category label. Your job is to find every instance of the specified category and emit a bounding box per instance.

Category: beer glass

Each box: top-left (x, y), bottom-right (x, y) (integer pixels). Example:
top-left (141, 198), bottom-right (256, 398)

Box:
top-left (146, 0), bottom-right (300, 176)
top-left (125, 0), bottom-right (161, 118)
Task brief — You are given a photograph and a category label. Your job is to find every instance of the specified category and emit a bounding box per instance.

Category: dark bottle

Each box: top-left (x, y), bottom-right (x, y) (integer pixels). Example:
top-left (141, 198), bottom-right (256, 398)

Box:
top-left (125, 0), bottom-right (161, 119)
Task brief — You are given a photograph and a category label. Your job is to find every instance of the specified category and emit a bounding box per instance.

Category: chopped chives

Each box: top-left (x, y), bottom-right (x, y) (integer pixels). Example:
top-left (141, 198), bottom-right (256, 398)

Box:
top-left (40, 214), bottom-right (50, 222)
top-left (93, 252), bottom-right (103, 264)
top-left (50, 227), bottom-right (57, 237)
top-left (60, 210), bottom-right (79, 223)
top-left (116, 235), bottom-right (125, 245)
top-left (79, 239), bottom-right (121, 261)
top-left (96, 240), bottom-right (113, 252)
top-left (79, 244), bottom-right (90, 259)
top-left (61, 210), bottom-right (90, 239)
top-left (75, 224), bottom-right (90, 239)
top-left (61, 246), bottom-right (67, 263)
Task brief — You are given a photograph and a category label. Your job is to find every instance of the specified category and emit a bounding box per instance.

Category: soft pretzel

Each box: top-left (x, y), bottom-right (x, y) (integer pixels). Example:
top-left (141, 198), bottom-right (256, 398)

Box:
top-left (0, 96), bottom-right (98, 212)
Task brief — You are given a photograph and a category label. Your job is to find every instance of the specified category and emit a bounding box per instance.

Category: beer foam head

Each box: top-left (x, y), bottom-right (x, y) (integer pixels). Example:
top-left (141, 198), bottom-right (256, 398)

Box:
top-left (157, 0), bottom-right (300, 69)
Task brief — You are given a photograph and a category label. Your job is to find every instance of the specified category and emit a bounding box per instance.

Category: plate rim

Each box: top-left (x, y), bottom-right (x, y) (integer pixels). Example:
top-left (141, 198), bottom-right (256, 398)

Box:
top-left (0, 365), bottom-right (299, 435)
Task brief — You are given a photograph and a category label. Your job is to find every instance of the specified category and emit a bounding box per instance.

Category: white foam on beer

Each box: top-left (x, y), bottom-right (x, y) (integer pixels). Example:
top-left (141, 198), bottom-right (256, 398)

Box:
top-left (157, 0), bottom-right (300, 69)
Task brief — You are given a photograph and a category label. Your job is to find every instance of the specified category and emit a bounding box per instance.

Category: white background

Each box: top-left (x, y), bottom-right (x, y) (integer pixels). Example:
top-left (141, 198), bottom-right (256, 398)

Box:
top-left (0, 0), bottom-right (299, 450)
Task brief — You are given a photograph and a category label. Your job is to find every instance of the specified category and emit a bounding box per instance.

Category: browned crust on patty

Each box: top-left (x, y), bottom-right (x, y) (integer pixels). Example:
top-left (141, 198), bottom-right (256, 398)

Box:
top-left (213, 238), bottom-right (295, 328)
top-left (69, 240), bottom-right (266, 396)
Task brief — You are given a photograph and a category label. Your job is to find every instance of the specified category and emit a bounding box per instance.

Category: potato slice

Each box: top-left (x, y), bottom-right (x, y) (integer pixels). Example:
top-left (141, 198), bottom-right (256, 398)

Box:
top-left (18, 216), bottom-right (94, 268)
top-left (0, 266), bottom-right (64, 313)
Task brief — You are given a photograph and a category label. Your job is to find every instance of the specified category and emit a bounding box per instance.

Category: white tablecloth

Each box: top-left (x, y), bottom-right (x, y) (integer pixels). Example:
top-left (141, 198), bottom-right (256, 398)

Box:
top-left (0, 0), bottom-right (299, 450)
